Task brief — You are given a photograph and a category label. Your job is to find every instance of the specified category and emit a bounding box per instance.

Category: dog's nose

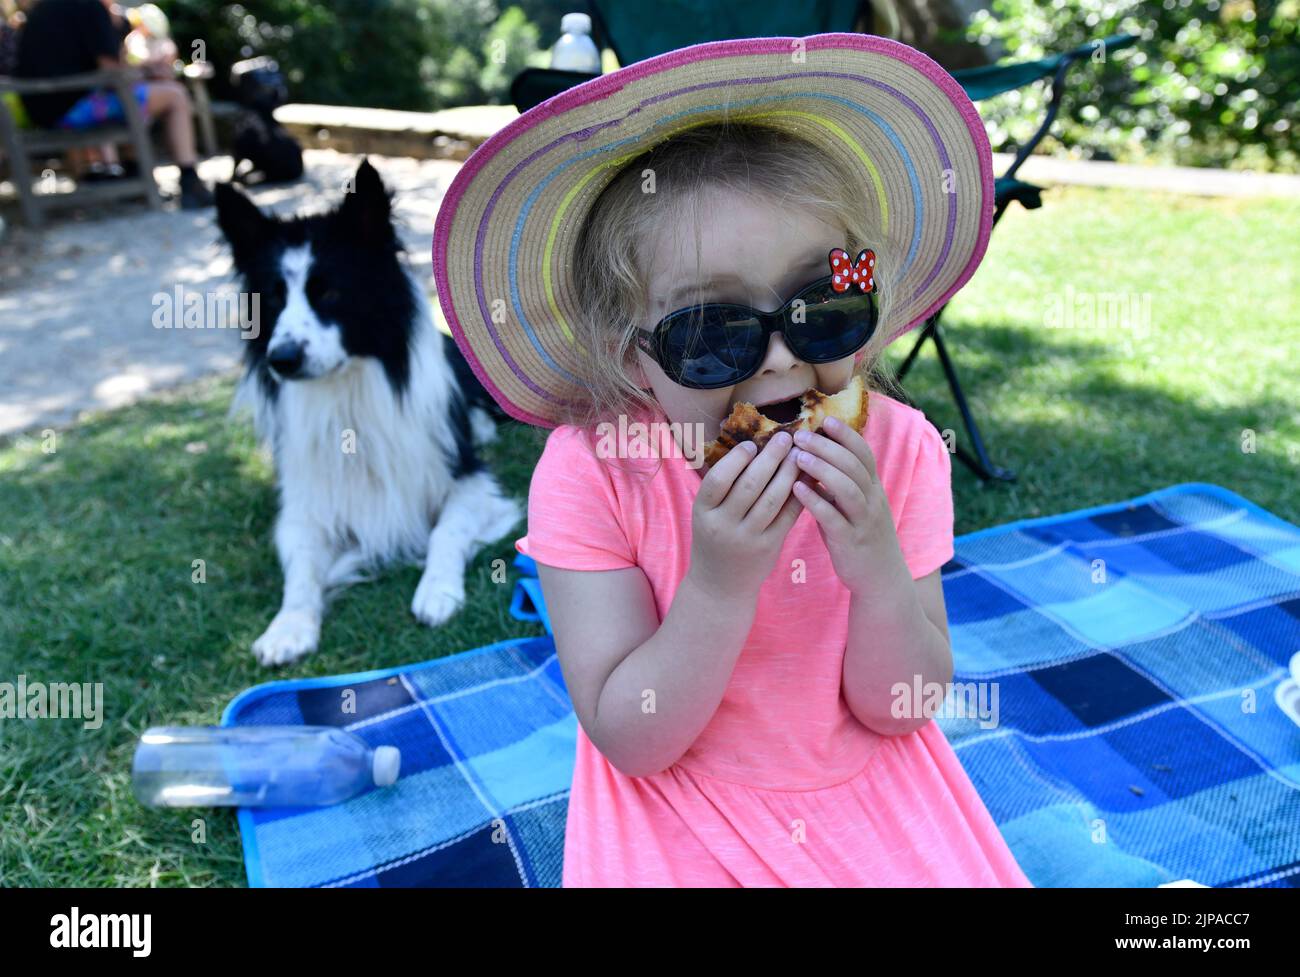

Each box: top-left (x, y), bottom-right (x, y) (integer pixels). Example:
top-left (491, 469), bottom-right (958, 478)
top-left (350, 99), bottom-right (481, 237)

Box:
top-left (267, 341), bottom-right (305, 378)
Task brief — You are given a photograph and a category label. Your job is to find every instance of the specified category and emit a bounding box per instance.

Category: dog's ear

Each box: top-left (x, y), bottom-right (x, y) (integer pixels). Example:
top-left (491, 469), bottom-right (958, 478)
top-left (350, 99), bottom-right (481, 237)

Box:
top-left (215, 181), bottom-right (272, 270)
top-left (338, 158), bottom-right (394, 249)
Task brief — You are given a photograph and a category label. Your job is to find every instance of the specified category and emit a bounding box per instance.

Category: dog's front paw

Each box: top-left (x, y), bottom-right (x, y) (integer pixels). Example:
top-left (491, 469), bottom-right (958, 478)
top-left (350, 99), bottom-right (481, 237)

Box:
top-left (252, 609), bottom-right (321, 666)
top-left (411, 572), bottom-right (465, 627)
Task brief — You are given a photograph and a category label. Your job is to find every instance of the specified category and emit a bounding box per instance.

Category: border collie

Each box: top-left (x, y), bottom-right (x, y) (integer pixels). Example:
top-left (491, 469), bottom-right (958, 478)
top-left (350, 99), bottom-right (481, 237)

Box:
top-left (215, 159), bottom-right (520, 666)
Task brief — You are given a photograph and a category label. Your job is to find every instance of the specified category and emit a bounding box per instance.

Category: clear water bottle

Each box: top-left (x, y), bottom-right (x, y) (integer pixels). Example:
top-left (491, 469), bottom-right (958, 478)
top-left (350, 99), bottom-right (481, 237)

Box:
top-left (550, 12), bottom-right (601, 73)
top-left (132, 725), bottom-right (401, 807)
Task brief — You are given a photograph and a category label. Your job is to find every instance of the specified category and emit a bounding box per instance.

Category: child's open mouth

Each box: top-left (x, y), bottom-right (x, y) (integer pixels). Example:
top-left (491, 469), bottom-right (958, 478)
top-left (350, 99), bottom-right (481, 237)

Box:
top-left (755, 395), bottom-right (805, 425)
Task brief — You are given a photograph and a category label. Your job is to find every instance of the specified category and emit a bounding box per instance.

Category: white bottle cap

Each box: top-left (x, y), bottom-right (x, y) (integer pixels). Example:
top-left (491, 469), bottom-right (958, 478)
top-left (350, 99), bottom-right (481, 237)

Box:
top-left (372, 746), bottom-right (401, 787)
top-left (561, 13), bottom-right (591, 34)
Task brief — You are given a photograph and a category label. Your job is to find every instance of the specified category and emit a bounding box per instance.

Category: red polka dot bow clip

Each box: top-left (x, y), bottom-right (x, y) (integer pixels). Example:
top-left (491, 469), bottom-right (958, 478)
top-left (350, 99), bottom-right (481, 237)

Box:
top-left (828, 247), bottom-right (876, 293)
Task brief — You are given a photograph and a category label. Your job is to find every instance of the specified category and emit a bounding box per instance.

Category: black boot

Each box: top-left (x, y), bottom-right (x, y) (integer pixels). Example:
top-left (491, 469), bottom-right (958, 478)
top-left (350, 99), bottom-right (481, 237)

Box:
top-left (178, 166), bottom-right (214, 209)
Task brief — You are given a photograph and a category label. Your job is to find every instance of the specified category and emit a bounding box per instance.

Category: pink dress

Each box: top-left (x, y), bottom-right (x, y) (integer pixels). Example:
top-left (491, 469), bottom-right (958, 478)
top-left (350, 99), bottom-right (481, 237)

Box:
top-left (516, 390), bottom-right (1033, 888)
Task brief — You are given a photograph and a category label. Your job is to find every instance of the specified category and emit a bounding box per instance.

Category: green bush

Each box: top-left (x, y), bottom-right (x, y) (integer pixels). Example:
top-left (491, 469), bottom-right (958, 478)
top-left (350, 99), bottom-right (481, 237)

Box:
top-left (967, 0), bottom-right (1299, 172)
top-left (159, 0), bottom-right (547, 111)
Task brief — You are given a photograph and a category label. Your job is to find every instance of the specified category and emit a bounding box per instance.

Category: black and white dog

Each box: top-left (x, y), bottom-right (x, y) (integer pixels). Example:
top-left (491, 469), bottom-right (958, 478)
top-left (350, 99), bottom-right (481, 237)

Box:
top-left (215, 159), bottom-right (520, 666)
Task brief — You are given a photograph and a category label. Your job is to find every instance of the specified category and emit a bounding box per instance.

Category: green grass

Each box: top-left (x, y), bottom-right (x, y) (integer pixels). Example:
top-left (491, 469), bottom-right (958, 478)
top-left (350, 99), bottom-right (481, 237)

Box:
top-left (1, 185), bottom-right (1297, 886)
top-left (882, 186), bottom-right (1300, 528)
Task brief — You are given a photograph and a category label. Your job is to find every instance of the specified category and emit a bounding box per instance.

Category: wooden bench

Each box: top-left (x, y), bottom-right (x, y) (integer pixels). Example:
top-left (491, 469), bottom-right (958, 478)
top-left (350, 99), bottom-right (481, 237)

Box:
top-left (0, 69), bottom-right (162, 227)
top-left (0, 63), bottom-right (219, 228)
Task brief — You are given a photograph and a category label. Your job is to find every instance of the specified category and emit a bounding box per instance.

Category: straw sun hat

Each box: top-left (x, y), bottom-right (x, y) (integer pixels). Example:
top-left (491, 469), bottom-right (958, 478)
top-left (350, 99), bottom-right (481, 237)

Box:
top-left (432, 33), bottom-right (994, 427)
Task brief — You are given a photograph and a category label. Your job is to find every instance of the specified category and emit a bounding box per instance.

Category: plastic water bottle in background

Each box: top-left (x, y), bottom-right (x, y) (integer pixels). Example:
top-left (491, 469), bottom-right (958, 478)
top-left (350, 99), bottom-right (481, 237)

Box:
top-left (132, 725), bottom-right (401, 807)
top-left (550, 12), bottom-right (601, 73)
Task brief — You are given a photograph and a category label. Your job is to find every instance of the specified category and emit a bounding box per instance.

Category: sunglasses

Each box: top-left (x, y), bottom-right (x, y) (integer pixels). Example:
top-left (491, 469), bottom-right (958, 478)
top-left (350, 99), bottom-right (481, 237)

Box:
top-left (635, 249), bottom-right (879, 390)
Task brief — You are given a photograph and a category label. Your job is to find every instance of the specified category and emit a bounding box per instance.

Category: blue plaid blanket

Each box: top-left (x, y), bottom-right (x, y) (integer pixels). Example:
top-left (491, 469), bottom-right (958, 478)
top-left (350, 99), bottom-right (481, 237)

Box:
top-left (224, 482), bottom-right (1300, 887)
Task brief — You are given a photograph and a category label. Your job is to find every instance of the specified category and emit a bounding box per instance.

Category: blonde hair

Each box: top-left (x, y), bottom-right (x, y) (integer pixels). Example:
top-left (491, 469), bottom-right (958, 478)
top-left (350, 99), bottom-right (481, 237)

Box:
top-left (567, 119), bottom-right (904, 431)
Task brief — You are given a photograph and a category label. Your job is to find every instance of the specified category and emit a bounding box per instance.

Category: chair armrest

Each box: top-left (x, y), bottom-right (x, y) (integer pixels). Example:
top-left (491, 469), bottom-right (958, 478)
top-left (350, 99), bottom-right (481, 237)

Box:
top-left (954, 33), bottom-right (1139, 103)
top-left (0, 68), bottom-right (142, 94)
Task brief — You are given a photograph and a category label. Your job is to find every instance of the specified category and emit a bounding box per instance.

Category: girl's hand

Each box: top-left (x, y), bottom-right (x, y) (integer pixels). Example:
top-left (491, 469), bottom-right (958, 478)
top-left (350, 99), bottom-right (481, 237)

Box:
top-left (790, 417), bottom-right (897, 594)
top-left (688, 432), bottom-right (804, 602)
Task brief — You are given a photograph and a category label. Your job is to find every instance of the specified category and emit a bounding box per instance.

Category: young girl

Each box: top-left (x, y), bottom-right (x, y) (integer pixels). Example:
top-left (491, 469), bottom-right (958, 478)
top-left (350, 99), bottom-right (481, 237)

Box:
top-left (434, 34), bottom-right (1033, 887)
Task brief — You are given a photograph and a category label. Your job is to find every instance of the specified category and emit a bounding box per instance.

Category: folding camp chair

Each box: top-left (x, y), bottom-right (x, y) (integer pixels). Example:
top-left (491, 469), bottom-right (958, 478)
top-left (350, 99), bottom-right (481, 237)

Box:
top-left (511, 3), bottom-right (1138, 483)
top-left (899, 32), bottom-right (1138, 482)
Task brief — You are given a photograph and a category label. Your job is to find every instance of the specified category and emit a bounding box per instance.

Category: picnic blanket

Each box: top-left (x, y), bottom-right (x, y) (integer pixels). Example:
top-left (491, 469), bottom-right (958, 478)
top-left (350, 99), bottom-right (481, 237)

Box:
top-left (224, 482), bottom-right (1300, 887)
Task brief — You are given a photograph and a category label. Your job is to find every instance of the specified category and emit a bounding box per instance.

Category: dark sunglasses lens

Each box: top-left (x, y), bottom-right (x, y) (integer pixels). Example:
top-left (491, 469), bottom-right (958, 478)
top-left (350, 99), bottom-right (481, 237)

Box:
top-left (790, 287), bottom-right (877, 361)
top-left (660, 308), bottom-right (764, 387)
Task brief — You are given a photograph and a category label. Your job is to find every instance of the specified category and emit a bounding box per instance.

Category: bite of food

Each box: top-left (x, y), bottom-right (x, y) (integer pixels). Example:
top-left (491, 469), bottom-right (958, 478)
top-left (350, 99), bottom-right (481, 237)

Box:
top-left (702, 374), bottom-right (869, 468)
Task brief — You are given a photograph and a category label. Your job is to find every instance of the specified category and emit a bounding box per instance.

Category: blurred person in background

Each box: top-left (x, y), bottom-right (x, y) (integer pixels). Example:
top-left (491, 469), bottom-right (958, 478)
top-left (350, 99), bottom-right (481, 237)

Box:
top-left (14, 0), bottom-right (212, 207)
top-left (124, 3), bottom-right (179, 79)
